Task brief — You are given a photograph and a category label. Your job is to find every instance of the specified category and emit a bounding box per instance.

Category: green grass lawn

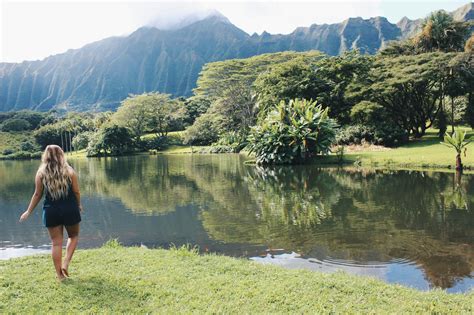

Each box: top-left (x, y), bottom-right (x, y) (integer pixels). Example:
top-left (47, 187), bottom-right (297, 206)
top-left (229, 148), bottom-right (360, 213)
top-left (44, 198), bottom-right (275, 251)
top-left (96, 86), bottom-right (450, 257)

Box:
top-left (339, 127), bottom-right (474, 169)
top-left (0, 244), bottom-right (472, 313)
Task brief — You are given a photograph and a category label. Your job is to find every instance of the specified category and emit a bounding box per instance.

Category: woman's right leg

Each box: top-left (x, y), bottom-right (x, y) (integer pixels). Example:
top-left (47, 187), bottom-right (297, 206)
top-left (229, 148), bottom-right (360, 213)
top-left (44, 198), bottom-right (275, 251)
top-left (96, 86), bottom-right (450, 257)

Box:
top-left (63, 223), bottom-right (80, 275)
top-left (47, 225), bottom-right (64, 280)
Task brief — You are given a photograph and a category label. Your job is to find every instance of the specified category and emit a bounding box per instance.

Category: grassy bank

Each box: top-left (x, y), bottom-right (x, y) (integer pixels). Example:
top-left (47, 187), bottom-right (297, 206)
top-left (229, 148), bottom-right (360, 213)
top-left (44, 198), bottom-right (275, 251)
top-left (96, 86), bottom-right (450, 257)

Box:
top-left (1, 245), bottom-right (472, 313)
top-left (339, 128), bottom-right (474, 169)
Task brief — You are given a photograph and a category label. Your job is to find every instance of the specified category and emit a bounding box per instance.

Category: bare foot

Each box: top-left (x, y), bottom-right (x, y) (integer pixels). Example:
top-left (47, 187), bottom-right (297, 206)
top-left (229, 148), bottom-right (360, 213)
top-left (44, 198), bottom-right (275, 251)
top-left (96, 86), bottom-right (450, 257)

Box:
top-left (57, 274), bottom-right (67, 283)
top-left (61, 261), bottom-right (70, 277)
top-left (61, 267), bottom-right (69, 278)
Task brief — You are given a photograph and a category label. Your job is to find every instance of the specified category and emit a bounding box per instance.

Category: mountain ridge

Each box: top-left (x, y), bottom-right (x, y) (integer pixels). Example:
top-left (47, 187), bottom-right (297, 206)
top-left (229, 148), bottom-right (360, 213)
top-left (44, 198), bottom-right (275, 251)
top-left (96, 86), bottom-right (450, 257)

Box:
top-left (0, 2), bottom-right (472, 112)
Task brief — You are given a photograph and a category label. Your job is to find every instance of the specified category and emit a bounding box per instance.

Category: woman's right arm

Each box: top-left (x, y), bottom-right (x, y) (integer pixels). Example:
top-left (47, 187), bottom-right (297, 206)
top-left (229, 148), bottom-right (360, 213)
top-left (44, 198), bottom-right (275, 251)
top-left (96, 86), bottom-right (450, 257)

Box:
top-left (71, 170), bottom-right (83, 212)
top-left (19, 172), bottom-right (44, 222)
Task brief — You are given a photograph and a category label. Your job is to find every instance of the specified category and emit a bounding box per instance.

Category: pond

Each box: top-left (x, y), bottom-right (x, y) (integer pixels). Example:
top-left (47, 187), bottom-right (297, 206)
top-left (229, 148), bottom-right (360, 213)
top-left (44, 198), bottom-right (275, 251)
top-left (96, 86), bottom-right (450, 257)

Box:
top-left (0, 155), bottom-right (473, 293)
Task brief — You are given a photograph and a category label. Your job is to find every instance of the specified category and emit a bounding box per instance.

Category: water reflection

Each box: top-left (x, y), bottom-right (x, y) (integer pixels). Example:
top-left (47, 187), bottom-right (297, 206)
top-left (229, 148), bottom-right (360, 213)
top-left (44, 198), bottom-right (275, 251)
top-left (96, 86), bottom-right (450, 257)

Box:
top-left (0, 156), bottom-right (472, 292)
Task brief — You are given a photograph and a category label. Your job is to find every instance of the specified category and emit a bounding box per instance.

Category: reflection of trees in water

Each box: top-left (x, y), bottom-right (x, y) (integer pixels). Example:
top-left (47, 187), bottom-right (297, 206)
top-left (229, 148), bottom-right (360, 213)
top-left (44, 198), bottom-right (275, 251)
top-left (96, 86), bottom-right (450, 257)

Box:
top-left (0, 160), bottom-right (39, 201)
top-left (71, 156), bottom-right (201, 215)
top-left (195, 164), bottom-right (473, 289)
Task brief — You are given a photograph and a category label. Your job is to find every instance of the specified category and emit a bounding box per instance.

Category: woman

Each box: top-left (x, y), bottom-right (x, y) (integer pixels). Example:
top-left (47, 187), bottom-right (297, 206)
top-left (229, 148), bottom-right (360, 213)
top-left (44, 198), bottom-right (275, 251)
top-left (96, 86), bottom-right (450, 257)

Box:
top-left (19, 145), bottom-right (83, 281)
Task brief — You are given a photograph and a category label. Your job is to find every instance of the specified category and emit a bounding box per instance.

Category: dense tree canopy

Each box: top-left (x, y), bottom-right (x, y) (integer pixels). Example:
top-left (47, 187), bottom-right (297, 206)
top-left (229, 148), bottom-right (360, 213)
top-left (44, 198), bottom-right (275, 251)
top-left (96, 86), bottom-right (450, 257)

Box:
top-left (348, 53), bottom-right (458, 137)
top-left (113, 93), bottom-right (187, 140)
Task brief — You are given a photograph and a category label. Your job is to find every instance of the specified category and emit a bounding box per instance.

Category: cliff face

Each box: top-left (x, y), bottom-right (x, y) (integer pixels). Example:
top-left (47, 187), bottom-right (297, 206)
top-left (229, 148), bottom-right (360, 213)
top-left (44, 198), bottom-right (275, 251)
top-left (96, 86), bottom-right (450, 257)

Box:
top-left (0, 3), bottom-right (472, 112)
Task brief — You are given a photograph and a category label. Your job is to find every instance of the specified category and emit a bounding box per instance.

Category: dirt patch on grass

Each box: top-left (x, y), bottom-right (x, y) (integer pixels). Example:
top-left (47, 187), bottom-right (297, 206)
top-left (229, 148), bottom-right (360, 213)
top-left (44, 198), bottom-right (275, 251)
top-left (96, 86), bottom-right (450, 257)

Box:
top-left (340, 143), bottom-right (391, 153)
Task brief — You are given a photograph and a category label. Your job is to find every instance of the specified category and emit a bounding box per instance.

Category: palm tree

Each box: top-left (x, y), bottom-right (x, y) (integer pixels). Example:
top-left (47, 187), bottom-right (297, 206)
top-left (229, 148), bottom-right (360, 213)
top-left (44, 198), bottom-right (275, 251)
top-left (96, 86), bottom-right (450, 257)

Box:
top-left (441, 129), bottom-right (471, 171)
top-left (414, 11), bottom-right (470, 52)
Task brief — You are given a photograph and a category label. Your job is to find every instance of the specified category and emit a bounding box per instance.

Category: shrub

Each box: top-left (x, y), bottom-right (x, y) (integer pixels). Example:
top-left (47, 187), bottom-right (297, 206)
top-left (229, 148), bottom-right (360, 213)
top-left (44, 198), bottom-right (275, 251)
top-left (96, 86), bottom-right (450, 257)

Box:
top-left (9, 151), bottom-right (32, 159)
top-left (336, 124), bottom-right (408, 147)
top-left (184, 113), bottom-right (223, 145)
top-left (19, 141), bottom-right (38, 152)
top-left (1, 118), bottom-right (31, 131)
top-left (209, 145), bottom-right (237, 153)
top-left (2, 148), bottom-right (15, 155)
top-left (212, 131), bottom-right (247, 153)
top-left (247, 99), bottom-right (337, 165)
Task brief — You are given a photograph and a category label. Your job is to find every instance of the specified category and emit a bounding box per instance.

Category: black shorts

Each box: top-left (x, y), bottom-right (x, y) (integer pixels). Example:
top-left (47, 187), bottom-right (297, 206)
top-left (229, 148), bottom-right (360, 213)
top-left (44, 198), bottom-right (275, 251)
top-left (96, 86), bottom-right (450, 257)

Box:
top-left (42, 204), bottom-right (81, 228)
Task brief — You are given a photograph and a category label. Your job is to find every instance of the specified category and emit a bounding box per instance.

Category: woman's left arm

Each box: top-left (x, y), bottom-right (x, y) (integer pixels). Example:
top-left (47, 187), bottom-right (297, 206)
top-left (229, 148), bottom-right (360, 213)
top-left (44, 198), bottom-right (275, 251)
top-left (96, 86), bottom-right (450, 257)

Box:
top-left (19, 172), bottom-right (43, 222)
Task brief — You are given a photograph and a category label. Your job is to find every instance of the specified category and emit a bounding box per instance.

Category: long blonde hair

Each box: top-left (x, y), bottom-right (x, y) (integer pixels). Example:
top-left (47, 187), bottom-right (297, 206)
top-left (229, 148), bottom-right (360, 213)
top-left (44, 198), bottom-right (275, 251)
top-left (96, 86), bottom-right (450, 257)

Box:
top-left (38, 145), bottom-right (71, 200)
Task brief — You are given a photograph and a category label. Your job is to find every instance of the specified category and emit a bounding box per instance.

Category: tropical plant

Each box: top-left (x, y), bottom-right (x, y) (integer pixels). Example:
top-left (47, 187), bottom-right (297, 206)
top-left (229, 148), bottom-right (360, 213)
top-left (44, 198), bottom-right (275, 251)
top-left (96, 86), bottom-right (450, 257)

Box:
top-left (414, 11), bottom-right (471, 53)
top-left (441, 129), bottom-right (471, 171)
top-left (247, 99), bottom-right (337, 165)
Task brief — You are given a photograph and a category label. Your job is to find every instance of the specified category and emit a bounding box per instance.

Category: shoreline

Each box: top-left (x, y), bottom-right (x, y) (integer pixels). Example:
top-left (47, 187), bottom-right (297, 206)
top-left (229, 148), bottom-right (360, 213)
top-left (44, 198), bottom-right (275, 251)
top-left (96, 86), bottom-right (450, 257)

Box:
top-left (1, 147), bottom-right (474, 173)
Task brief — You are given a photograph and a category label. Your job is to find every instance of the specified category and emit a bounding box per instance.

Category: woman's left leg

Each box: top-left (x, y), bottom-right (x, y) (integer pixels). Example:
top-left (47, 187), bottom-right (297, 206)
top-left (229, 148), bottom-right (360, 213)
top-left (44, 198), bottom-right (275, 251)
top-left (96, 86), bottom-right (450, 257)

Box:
top-left (47, 225), bottom-right (64, 280)
top-left (63, 223), bottom-right (80, 276)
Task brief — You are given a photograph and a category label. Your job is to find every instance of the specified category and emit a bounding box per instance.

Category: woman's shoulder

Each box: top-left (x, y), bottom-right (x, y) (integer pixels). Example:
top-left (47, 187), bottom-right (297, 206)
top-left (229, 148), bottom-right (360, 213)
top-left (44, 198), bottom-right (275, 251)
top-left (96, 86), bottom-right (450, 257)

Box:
top-left (66, 165), bottom-right (76, 176)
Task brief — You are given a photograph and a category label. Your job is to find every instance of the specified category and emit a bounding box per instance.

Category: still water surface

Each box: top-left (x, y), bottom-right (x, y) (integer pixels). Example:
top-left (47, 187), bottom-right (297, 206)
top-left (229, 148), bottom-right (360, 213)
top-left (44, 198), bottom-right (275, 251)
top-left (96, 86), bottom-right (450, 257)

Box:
top-left (0, 155), bottom-right (473, 292)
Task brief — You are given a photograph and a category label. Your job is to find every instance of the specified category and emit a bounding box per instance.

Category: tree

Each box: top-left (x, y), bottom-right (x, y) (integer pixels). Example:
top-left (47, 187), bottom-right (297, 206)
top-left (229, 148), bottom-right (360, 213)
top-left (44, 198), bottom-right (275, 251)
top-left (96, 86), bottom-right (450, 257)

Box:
top-left (348, 53), bottom-right (455, 138)
top-left (113, 93), bottom-right (186, 140)
top-left (254, 59), bottom-right (329, 117)
top-left (436, 109), bottom-right (448, 139)
top-left (12, 111), bottom-right (47, 130)
top-left (147, 93), bottom-right (186, 137)
top-left (0, 118), bottom-right (31, 131)
top-left (209, 82), bottom-right (256, 136)
top-left (445, 53), bottom-right (474, 132)
top-left (113, 94), bottom-right (153, 141)
top-left (414, 11), bottom-right (470, 53)
top-left (34, 124), bottom-right (62, 149)
top-left (247, 99), bottom-right (337, 165)
top-left (182, 96), bottom-right (211, 126)
top-left (94, 125), bottom-right (134, 156)
top-left (183, 113), bottom-right (223, 145)
top-left (194, 51), bottom-right (324, 102)
top-left (255, 51), bottom-right (372, 124)
top-left (441, 129), bottom-right (471, 171)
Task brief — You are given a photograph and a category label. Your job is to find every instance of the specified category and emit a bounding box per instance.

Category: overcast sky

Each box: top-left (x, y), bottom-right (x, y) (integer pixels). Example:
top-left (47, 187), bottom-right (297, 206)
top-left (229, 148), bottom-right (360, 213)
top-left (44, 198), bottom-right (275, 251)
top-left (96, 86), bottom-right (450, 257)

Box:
top-left (0, 0), bottom-right (468, 63)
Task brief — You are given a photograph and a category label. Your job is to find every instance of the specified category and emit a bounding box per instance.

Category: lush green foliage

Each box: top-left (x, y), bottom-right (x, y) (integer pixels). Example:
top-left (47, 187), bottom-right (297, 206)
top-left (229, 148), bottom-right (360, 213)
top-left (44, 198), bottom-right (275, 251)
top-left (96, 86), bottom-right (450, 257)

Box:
top-left (349, 52), bottom-right (457, 138)
top-left (183, 113), bottom-right (223, 145)
top-left (382, 11), bottom-right (471, 57)
top-left (336, 124), bottom-right (408, 147)
top-left (1, 247), bottom-right (472, 313)
top-left (194, 51), bottom-right (324, 102)
top-left (247, 99), bottom-right (337, 164)
top-left (1, 118), bottom-right (32, 131)
top-left (113, 93), bottom-right (187, 140)
top-left (414, 11), bottom-right (471, 53)
top-left (86, 125), bottom-right (134, 156)
top-left (71, 131), bottom-right (94, 151)
top-left (442, 129), bottom-right (471, 154)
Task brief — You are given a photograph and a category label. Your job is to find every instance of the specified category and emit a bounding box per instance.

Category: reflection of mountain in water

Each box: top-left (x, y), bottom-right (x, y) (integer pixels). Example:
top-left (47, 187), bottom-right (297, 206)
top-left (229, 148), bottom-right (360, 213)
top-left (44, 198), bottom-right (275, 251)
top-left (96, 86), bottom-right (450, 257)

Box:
top-left (0, 156), bottom-right (473, 291)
